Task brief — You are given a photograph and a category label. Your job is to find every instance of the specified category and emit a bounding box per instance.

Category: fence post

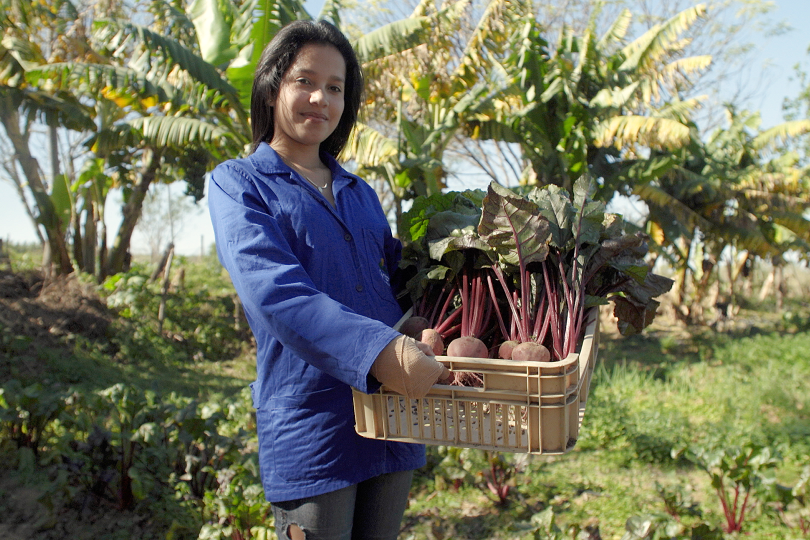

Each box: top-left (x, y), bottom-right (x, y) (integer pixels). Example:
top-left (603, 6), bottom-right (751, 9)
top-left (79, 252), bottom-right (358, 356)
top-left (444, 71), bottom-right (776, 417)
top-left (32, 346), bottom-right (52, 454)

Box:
top-left (157, 245), bottom-right (175, 334)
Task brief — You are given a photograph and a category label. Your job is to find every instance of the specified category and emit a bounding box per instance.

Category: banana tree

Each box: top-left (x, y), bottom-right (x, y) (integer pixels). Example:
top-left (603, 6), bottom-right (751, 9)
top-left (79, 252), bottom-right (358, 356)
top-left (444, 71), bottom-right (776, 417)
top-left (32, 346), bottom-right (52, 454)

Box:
top-left (344, 0), bottom-right (533, 231)
top-left (17, 0), bottom-right (318, 278)
top-left (629, 108), bottom-right (810, 321)
top-left (462, 4), bottom-right (710, 198)
top-left (0, 0), bottom-right (98, 275)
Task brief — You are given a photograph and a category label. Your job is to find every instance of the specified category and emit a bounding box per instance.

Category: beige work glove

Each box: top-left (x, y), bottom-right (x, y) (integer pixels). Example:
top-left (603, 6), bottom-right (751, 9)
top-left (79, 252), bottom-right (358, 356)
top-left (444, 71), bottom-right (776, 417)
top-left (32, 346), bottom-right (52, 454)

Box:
top-left (370, 335), bottom-right (452, 399)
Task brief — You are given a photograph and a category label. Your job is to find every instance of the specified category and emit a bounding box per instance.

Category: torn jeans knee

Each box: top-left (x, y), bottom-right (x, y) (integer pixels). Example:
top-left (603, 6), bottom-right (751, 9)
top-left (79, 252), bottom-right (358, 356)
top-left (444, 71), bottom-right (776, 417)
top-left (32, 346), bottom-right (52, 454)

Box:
top-left (286, 522), bottom-right (305, 540)
top-left (274, 508), bottom-right (306, 540)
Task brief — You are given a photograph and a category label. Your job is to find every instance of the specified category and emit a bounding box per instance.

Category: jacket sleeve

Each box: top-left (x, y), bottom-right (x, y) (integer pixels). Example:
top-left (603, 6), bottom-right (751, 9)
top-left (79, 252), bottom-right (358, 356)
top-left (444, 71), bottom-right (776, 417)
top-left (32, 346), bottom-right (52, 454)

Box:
top-left (208, 163), bottom-right (400, 393)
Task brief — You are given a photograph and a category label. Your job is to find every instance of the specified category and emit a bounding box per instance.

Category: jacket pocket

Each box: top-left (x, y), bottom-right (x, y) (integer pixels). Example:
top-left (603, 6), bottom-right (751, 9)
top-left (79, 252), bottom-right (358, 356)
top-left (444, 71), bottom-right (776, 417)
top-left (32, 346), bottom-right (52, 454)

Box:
top-left (266, 385), bottom-right (354, 483)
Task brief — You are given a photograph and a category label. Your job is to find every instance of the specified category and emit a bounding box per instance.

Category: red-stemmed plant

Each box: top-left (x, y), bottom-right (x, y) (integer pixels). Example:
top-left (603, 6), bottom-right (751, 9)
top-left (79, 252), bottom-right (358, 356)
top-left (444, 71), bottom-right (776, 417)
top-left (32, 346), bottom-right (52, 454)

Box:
top-left (398, 180), bottom-right (673, 371)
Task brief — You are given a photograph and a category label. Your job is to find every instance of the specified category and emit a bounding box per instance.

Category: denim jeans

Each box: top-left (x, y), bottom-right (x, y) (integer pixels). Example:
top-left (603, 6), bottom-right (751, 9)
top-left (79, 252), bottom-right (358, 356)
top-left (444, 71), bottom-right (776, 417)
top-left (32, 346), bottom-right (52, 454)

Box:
top-left (271, 469), bottom-right (414, 540)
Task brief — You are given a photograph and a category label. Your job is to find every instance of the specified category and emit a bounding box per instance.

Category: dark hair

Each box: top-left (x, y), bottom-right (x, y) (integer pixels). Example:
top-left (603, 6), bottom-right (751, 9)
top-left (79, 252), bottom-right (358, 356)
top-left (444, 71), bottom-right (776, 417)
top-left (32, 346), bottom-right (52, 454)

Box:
top-left (250, 20), bottom-right (363, 157)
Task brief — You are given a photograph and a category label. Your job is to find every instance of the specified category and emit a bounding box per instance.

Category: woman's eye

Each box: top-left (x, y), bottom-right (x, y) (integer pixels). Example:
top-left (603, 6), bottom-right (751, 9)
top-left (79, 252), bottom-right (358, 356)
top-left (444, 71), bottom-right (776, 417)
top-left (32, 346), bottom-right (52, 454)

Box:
top-left (330, 86), bottom-right (343, 93)
top-left (296, 78), bottom-right (311, 85)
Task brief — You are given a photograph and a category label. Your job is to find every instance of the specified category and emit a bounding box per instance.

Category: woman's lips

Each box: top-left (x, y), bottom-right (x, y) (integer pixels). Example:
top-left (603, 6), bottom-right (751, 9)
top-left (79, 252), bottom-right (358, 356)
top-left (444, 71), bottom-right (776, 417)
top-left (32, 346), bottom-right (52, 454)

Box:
top-left (302, 112), bottom-right (328, 121)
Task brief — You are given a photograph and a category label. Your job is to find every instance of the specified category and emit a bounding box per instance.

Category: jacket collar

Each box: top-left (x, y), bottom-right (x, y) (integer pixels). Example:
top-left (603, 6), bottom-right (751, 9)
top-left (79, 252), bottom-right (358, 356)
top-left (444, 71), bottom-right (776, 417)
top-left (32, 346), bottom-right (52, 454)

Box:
top-left (249, 142), bottom-right (357, 186)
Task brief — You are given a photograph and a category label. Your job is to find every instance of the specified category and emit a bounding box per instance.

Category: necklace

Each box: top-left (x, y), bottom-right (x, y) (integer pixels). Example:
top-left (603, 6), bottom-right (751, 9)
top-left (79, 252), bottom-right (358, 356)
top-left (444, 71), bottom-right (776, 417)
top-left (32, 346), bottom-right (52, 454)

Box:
top-left (301, 172), bottom-right (329, 193)
top-left (281, 156), bottom-right (330, 193)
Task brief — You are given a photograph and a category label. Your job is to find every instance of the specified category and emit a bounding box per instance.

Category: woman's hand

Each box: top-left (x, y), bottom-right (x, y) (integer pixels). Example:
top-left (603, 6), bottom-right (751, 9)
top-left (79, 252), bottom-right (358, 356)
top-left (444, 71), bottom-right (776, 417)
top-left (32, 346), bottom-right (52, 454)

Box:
top-left (370, 335), bottom-right (452, 399)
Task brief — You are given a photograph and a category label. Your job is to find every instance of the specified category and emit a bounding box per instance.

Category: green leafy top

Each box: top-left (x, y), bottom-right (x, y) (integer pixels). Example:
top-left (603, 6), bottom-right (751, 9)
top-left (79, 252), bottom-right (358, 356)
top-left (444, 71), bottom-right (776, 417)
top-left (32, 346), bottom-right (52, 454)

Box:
top-left (399, 180), bottom-right (673, 347)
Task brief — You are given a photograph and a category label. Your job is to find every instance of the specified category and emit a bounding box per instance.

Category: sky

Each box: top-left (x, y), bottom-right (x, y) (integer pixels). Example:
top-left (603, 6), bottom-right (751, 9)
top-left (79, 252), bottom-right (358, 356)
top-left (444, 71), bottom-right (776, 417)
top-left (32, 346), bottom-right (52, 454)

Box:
top-left (2, 0), bottom-right (809, 256)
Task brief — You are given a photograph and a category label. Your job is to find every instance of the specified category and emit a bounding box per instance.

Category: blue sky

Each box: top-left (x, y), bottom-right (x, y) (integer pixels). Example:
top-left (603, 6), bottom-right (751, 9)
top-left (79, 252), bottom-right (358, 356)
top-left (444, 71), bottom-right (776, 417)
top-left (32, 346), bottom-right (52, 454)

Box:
top-left (2, 0), bottom-right (809, 254)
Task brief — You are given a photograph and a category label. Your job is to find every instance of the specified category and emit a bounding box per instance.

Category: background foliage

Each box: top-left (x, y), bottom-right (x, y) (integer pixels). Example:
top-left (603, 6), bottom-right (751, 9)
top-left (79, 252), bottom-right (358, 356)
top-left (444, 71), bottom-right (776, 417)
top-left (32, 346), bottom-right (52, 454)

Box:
top-left (1, 250), bottom-right (809, 538)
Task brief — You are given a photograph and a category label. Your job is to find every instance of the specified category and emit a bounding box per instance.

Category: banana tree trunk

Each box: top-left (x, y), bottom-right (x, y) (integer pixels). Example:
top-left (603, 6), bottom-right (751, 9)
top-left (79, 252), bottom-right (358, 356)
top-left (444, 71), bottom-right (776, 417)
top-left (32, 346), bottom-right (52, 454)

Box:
top-left (102, 149), bottom-right (160, 278)
top-left (676, 235), bottom-right (693, 306)
top-left (82, 204), bottom-right (98, 275)
top-left (71, 209), bottom-right (84, 272)
top-left (774, 255), bottom-right (785, 312)
top-left (0, 110), bottom-right (73, 275)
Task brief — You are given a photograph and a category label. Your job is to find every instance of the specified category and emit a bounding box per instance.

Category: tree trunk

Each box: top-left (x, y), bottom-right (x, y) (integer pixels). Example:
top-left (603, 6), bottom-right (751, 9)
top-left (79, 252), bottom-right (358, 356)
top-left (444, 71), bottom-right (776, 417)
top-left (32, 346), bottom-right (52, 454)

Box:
top-left (0, 110), bottom-right (73, 275)
top-left (157, 245), bottom-right (174, 334)
top-left (72, 208), bottom-right (84, 272)
top-left (678, 237), bottom-right (692, 304)
top-left (97, 221), bottom-right (108, 284)
top-left (757, 255), bottom-right (785, 311)
top-left (741, 254), bottom-right (754, 297)
top-left (726, 250), bottom-right (749, 319)
top-left (102, 149), bottom-right (160, 278)
top-left (758, 269), bottom-right (773, 301)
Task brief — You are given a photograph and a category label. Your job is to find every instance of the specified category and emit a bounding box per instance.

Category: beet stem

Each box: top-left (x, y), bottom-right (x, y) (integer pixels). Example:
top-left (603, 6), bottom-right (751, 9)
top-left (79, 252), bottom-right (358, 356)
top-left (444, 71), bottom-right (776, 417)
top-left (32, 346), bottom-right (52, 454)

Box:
top-left (487, 273), bottom-right (509, 342)
top-left (460, 273), bottom-right (469, 337)
top-left (435, 306), bottom-right (462, 335)
top-left (492, 264), bottom-right (527, 342)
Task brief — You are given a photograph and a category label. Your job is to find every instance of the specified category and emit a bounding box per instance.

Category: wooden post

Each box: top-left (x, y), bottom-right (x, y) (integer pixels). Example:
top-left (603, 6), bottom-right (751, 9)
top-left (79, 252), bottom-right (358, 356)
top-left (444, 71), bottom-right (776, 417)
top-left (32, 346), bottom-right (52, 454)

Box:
top-left (150, 242), bottom-right (175, 283)
top-left (157, 245), bottom-right (175, 334)
top-left (0, 239), bottom-right (10, 270)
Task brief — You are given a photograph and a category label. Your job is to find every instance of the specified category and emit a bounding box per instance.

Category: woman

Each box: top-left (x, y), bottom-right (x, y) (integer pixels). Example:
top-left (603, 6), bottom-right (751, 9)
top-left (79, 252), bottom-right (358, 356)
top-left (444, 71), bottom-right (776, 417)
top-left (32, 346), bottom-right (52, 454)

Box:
top-left (208, 20), bottom-right (450, 540)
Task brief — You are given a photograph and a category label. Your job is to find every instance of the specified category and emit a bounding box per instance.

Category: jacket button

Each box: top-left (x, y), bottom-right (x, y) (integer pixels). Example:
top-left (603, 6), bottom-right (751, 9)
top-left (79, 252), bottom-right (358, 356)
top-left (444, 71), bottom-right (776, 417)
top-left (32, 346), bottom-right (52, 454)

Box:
top-left (355, 284), bottom-right (364, 292)
top-left (344, 233), bottom-right (351, 241)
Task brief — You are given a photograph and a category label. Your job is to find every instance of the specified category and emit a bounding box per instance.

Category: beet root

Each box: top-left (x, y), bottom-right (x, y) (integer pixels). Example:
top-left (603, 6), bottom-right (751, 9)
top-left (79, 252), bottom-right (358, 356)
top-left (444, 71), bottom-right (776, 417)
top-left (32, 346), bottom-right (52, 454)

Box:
top-left (399, 316), bottom-right (429, 339)
top-left (498, 340), bottom-right (518, 360)
top-left (420, 328), bottom-right (445, 356)
top-left (510, 341), bottom-right (551, 362)
top-left (446, 336), bottom-right (489, 358)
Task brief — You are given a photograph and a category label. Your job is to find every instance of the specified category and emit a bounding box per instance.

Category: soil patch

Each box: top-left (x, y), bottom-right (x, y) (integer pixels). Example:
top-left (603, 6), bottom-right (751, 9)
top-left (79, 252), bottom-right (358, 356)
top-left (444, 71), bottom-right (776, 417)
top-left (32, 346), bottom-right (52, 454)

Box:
top-left (0, 270), bottom-right (112, 341)
top-left (0, 270), bottom-right (114, 380)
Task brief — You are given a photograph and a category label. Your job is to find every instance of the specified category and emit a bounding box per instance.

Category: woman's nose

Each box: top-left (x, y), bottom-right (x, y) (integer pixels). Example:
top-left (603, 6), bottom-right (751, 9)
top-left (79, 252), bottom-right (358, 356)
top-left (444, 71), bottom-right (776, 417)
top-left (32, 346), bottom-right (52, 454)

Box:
top-left (310, 88), bottom-right (327, 105)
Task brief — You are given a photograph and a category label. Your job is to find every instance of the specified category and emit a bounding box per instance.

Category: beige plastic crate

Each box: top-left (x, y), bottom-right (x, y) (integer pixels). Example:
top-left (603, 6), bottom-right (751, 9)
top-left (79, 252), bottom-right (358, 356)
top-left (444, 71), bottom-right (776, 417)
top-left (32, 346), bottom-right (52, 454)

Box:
top-left (353, 310), bottom-right (600, 455)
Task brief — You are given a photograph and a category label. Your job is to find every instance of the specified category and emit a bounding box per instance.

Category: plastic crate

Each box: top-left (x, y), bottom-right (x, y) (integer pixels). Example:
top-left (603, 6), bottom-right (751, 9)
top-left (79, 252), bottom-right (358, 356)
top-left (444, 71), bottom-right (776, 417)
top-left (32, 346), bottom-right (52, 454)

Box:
top-left (352, 310), bottom-right (599, 454)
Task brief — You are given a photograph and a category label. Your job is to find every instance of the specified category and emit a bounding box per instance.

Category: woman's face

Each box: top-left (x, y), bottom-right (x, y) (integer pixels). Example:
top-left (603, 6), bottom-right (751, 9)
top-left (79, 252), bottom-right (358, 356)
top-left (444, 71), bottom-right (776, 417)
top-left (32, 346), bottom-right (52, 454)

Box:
top-left (270, 43), bottom-right (346, 153)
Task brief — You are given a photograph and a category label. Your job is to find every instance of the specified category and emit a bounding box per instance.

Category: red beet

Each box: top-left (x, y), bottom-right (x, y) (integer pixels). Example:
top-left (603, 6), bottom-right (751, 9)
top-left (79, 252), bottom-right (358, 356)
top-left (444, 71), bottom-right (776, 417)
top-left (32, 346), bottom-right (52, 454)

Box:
top-left (510, 342), bottom-right (551, 362)
top-left (420, 328), bottom-right (445, 356)
top-left (446, 336), bottom-right (489, 358)
top-left (399, 316), bottom-right (429, 339)
top-left (498, 340), bottom-right (518, 359)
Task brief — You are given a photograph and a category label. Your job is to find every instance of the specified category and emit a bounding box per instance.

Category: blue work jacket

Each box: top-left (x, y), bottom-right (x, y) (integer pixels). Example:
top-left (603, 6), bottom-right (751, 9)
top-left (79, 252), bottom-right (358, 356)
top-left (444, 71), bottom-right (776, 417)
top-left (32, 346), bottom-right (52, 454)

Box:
top-left (208, 143), bottom-right (425, 503)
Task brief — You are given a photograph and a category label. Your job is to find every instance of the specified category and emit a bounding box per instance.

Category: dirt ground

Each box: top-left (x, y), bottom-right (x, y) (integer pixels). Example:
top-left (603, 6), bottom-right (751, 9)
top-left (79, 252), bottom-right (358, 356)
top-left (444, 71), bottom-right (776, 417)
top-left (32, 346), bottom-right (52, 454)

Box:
top-left (0, 269), bottom-right (112, 347)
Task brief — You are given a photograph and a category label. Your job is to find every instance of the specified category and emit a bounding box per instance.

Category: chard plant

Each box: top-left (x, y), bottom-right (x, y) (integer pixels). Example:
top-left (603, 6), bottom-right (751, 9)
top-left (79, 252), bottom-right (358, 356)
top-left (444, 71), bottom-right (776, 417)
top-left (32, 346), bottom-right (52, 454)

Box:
top-left (675, 441), bottom-right (780, 534)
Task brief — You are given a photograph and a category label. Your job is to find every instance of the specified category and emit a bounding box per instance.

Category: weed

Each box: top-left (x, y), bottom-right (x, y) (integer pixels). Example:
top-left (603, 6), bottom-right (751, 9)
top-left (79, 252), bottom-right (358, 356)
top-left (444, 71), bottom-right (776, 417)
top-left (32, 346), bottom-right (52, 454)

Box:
top-left (655, 481), bottom-right (702, 519)
top-left (199, 455), bottom-right (273, 540)
top-left (620, 513), bottom-right (723, 540)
